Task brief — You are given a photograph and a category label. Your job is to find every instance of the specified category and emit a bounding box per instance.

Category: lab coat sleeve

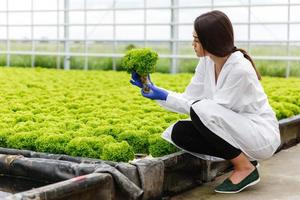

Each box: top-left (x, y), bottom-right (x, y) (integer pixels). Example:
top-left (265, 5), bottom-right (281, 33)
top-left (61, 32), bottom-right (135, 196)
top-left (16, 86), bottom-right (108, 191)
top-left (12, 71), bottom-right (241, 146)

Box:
top-left (155, 59), bottom-right (206, 115)
top-left (155, 91), bottom-right (196, 115)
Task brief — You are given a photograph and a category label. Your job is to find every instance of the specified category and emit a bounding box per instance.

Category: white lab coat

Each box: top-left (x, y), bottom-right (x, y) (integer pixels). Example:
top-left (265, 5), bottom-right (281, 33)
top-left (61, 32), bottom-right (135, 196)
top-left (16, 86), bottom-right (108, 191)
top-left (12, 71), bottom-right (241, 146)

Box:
top-left (156, 51), bottom-right (281, 161)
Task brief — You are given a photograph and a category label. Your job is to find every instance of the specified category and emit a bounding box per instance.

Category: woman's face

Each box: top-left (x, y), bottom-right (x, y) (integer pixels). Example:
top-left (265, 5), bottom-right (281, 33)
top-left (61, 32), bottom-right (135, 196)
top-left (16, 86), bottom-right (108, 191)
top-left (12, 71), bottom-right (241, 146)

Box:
top-left (192, 31), bottom-right (206, 57)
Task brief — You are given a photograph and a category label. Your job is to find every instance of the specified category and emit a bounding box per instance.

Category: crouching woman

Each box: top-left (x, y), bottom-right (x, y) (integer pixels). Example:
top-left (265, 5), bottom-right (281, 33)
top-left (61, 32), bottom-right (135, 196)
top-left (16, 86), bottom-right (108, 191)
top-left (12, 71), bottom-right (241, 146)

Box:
top-left (130, 10), bottom-right (281, 193)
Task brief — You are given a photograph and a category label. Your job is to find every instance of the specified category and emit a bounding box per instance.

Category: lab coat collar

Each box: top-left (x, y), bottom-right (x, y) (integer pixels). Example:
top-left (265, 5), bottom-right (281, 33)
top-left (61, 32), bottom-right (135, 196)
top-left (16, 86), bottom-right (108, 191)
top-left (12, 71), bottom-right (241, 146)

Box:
top-left (224, 51), bottom-right (243, 66)
top-left (213, 51), bottom-right (243, 74)
top-left (206, 51), bottom-right (243, 69)
top-left (207, 51), bottom-right (243, 90)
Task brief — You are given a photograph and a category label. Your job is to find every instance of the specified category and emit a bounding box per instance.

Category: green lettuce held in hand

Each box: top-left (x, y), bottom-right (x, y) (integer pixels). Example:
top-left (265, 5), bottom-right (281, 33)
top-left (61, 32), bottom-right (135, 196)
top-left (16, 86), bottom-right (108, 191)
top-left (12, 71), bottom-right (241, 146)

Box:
top-left (122, 48), bottom-right (158, 93)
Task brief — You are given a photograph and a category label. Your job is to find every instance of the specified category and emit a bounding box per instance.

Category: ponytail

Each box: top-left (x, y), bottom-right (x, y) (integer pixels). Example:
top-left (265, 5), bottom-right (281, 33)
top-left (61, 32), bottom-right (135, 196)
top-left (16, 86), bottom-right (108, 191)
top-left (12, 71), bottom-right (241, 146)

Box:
top-left (233, 47), bottom-right (261, 80)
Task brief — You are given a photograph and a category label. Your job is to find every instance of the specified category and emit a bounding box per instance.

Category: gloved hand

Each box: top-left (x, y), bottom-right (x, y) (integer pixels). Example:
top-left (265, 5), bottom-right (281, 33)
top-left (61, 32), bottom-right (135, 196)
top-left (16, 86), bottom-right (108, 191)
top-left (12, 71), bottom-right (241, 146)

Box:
top-left (130, 71), bottom-right (152, 88)
top-left (141, 84), bottom-right (169, 101)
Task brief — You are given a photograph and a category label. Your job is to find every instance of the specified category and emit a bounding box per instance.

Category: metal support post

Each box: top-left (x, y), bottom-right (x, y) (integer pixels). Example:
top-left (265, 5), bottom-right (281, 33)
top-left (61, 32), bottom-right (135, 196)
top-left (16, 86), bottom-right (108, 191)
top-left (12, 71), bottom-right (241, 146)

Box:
top-left (84, 0), bottom-right (88, 70)
top-left (31, 0), bottom-right (35, 68)
top-left (64, 0), bottom-right (70, 70)
top-left (144, 0), bottom-right (147, 47)
top-left (6, 0), bottom-right (10, 67)
top-left (56, 0), bottom-right (61, 69)
top-left (286, 0), bottom-right (291, 78)
top-left (170, 0), bottom-right (179, 74)
top-left (112, 0), bottom-right (117, 71)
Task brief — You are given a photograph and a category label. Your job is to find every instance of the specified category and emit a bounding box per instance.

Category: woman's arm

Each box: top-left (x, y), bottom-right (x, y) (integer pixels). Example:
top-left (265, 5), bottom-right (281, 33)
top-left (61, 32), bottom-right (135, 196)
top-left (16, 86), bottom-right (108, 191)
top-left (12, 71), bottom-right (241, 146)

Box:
top-left (156, 58), bottom-right (206, 115)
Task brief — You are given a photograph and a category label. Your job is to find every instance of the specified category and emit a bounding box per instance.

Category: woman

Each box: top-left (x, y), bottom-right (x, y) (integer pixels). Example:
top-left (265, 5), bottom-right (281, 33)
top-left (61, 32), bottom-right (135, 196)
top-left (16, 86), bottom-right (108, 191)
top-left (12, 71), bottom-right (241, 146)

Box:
top-left (130, 10), bottom-right (281, 193)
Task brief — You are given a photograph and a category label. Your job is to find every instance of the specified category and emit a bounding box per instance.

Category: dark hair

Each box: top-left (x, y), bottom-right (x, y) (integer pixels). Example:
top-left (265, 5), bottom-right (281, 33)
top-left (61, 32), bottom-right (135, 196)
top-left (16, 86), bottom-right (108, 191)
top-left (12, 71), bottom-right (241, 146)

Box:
top-left (194, 10), bottom-right (261, 80)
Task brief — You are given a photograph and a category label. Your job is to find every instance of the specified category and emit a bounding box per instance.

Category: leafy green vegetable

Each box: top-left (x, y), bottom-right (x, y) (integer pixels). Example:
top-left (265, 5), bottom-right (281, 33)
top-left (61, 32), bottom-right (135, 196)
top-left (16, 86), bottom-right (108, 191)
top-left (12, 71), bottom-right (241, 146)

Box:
top-left (0, 129), bottom-right (13, 147)
top-left (102, 141), bottom-right (134, 162)
top-left (122, 48), bottom-right (158, 76)
top-left (148, 134), bottom-right (178, 157)
top-left (65, 135), bottom-right (116, 159)
top-left (36, 134), bottom-right (71, 154)
top-left (0, 68), bottom-right (299, 162)
top-left (7, 132), bottom-right (39, 151)
top-left (117, 130), bottom-right (149, 154)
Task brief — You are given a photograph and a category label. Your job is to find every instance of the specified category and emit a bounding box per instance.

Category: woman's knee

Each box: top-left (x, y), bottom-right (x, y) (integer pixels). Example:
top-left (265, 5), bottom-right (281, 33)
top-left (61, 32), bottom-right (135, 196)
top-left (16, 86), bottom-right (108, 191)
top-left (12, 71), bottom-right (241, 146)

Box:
top-left (190, 99), bottom-right (217, 124)
top-left (190, 107), bottom-right (206, 129)
top-left (170, 121), bottom-right (185, 144)
top-left (190, 107), bottom-right (198, 122)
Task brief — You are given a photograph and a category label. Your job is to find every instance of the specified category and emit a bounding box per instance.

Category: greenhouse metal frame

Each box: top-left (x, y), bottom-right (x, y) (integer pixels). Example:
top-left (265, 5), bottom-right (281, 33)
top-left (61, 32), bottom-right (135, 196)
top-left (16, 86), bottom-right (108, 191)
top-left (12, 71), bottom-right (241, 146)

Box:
top-left (0, 0), bottom-right (299, 76)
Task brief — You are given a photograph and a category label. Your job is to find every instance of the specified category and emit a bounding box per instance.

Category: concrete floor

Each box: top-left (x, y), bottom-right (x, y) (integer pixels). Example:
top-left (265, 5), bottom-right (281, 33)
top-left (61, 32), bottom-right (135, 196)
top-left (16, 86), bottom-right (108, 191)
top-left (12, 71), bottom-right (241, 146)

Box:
top-left (170, 144), bottom-right (300, 200)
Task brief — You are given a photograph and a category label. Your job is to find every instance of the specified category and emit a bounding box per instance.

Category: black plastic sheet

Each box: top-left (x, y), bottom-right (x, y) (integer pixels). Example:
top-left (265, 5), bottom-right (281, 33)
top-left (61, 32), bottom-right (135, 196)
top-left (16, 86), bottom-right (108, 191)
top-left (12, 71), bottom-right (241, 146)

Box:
top-left (0, 148), bottom-right (166, 200)
top-left (0, 154), bottom-right (143, 200)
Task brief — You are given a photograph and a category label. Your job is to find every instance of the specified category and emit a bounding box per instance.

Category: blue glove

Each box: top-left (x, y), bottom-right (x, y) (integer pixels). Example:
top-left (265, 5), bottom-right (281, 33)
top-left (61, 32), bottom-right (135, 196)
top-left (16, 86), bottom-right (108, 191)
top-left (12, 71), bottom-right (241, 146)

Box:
top-left (141, 84), bottom-right (169, 101)
top-left (130, 71), bottom-right (152, 88)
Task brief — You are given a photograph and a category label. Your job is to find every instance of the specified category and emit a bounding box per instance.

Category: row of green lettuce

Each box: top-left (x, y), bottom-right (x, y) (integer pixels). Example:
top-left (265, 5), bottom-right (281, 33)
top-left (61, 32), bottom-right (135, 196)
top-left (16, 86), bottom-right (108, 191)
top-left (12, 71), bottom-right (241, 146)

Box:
top-left (0, 68), bottom-right (299, 162)
top-left (1, 55), bottom-right (300, 77)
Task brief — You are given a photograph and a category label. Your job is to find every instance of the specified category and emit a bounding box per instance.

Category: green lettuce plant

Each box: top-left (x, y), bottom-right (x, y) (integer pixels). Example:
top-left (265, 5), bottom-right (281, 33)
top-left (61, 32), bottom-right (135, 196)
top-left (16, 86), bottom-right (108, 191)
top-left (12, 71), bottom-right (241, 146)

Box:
top-left (0, 129), bottom-right (13, 147)
top-left (36, 134), bottom-right (71, 154)
top-left (0, 68), bottom-right (300, 162)
top-left (148, 134), bottom-right (178, 157)
top-left (7, 132), bottom-right (39, 151)
top-left (117, 130), bottom-right (149, 154)
top-left (101, 141), bottom-right (134, 162)
top-left (122, 48), bottom-right (158, 93)
top-left (65, 135), bottom-right (116, 159)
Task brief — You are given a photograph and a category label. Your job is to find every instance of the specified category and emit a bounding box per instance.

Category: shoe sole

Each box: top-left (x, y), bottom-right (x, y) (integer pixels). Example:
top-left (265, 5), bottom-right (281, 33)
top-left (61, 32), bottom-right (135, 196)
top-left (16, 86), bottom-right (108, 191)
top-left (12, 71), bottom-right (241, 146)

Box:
top-left (214, 177), bottom-right (260, 194)
top-left (251, 161), bottom-right (260, 168)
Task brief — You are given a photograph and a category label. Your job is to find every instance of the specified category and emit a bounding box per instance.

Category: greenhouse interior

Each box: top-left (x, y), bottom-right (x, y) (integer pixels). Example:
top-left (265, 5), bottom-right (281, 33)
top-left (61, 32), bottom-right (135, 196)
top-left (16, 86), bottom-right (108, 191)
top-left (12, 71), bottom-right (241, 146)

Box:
top-left (0, 0), bottom-right (300, 199)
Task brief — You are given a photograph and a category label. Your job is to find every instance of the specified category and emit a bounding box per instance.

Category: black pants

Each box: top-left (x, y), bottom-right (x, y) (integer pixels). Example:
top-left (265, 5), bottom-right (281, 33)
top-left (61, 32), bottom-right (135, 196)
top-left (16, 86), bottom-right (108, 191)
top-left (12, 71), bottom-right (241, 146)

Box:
top-left (171, 107), bottom-right (242, 160)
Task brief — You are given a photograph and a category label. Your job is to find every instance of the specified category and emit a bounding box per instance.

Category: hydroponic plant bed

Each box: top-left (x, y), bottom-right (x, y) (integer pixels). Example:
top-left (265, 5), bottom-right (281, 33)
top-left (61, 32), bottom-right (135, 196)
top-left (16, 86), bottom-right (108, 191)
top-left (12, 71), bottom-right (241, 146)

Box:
top-left (0, 67), bottom-right (299, 162)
